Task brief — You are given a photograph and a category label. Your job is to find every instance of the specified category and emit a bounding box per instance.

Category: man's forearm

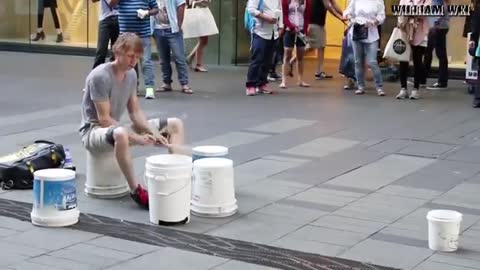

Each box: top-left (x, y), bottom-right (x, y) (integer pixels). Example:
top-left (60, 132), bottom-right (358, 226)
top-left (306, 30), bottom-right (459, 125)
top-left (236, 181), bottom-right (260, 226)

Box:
top-left (98, 117), bottom-right (119, 128)
top-left (177, 5), bottom-right (185, 28)
top-left (109, 0), bottom-right (120, 6)
top-left (130, 111), bottom-right (153, 134)
top-left (149, 8), bottom-right (159, 16)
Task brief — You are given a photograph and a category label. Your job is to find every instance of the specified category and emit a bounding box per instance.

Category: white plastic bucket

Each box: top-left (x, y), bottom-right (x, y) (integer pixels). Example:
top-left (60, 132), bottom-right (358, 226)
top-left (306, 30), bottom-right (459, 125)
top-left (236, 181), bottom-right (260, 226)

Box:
top-left (192, 145), bottom-right (228, 162)
top-left (145, 154), bottom-right (192, 225)
top-left (427, 210), bottom-right (463, 252)
top-left (31, 168), bottom-right (79, 227)
top-left (85, 150), bottom-right (129, 199)
top-left (191, 158), bottom-right (238, 218)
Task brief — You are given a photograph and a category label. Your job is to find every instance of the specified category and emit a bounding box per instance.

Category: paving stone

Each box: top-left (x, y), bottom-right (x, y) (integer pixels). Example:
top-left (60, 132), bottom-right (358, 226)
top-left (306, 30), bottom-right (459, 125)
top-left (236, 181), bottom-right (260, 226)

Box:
top-left (287, 187), bottom-right (364, 208)
top-left (0, 252), bottom-right (28, 268)
top-left (433, 183), bottom-right (480, 210)
top-left (271, 237), bottom-right (348, 257)
top-left (63, 243), bottom-right (138, 261)
top-left (427, 254), bottom-right (480, 269)
top-left (0, 227), bottom-right (22, 238)
top-left (311, 215), bottom-right (388, 235)
top-left (377, 185), bottom-right (443, 200)
top-left (7, 262), bottom-right (64, 270)
top-left (333, 193), bottom-right (427, 223)
top-left (326, 154), bottom-right (435, 190)
top-left (255, 202), bottom-right (328, 225)
top-left (237, 179), bottom-right (309, 201)
top-left (260, 155), bottom-right (311, 164)
top-left (193, 132), bottom-right (270, 148)
top-left (105, 247), bottom-right (228, 270)
top-left (246, 118), bottom-right (316, 134)
top-left (367, 139), bottom-right (412, 153)
top-left (207, 212), bottom-right (302, 244)
top-left (414, 261), bottom-right (479, 270)
top-left (48, 248), bottom-right (128, 269)
top-left (393, 172), bottom-right (467, 192)
top-left (420, 160), bottom-right (480, 181)
top-left (3, 228), bottom-right (100, 251)
top-left (281, 137), bottom-right (359, 158)
top-left (398, 141), bottom-right (457, 158)
top-left (28, 255), bottom-right (93, 270)
top-left (234, 158), bottom-right (304, 188)
top-left (0, 241), bottom-right (49, 257)
top-left (445, 146), bottom-right (480, 164)
top-left (283, 225), bottom-right (369, 247)
top-left (339, 239), bottom-right (434, 270)
top-left (212, 260), bottom-right (280, 270)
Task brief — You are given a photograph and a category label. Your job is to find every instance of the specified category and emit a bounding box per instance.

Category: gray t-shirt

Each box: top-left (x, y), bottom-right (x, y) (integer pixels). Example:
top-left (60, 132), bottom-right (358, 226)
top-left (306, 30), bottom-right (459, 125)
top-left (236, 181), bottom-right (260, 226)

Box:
top-left (80, 63), bottom-right (137, 135)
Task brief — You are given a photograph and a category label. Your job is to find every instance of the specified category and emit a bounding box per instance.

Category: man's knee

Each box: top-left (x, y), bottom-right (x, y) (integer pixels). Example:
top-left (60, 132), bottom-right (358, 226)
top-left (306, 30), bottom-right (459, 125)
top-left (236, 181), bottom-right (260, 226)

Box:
top-left (168, 117), bottom-right (184, 134)
top-left (111, 127), bottom-right (129, 146)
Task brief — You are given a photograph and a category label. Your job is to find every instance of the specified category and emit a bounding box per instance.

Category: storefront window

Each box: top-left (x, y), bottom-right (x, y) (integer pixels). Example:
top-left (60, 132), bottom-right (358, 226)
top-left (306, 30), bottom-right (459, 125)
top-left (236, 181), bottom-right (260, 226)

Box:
top-left (0, 0), bottom-right (31, 44)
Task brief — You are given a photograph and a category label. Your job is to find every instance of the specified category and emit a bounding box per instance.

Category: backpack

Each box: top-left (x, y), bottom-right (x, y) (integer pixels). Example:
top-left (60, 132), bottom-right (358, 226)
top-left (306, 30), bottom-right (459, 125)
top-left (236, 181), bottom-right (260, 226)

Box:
top-left (244, 0), bottom-right (264, 32)
top-left (0, 140), bottom-right (66, 190)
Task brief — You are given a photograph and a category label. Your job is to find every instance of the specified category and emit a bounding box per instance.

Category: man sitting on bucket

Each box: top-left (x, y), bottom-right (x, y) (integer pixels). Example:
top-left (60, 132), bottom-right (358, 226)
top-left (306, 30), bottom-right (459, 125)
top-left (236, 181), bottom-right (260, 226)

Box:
top-left (79, 32), bottom-right (185, 210)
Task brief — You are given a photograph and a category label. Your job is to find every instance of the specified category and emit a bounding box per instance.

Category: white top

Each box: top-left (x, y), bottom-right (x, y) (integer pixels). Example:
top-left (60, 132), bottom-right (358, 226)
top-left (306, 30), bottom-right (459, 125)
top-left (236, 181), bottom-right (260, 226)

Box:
top-left (34, 169), bottom-right (76, 181)
top-left (247, 0), bottom-right (284, 40)
top-left (343, 0), bottom-right (385, 43)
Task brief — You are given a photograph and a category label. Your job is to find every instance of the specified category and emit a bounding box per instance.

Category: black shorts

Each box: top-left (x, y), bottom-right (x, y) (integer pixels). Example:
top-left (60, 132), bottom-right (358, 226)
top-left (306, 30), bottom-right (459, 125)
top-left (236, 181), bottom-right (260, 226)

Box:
top-left (283, 31), bottom-right (306, 48)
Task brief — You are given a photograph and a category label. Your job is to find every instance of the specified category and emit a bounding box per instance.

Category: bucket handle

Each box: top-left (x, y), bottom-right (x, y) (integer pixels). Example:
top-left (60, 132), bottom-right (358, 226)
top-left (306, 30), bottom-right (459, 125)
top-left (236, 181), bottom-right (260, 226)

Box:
top-left (156, 181), bottom-right (190, 196)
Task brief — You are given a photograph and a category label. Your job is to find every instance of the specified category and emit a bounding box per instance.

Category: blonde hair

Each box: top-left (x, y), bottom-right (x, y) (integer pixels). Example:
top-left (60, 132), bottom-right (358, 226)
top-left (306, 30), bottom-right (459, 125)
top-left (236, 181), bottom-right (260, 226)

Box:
top-left (112, 33), bottom-right (144, 55)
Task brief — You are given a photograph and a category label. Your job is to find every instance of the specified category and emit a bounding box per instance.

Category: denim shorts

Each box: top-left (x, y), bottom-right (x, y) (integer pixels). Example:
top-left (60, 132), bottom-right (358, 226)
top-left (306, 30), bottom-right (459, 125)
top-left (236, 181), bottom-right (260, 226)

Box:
top-left (283, 31), bottom-right (306, 48)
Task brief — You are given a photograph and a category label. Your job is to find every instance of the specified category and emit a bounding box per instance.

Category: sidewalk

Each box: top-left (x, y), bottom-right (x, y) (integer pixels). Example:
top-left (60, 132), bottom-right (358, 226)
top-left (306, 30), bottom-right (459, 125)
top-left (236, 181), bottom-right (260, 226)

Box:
top-left (0, 51), bottom-right (480, 270)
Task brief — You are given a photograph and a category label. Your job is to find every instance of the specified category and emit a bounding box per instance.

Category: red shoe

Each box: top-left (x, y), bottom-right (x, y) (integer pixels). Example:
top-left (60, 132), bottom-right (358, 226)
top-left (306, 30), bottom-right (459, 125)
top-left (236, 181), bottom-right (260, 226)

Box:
top-left (257, 85), bottom-right (274, 94)
top-left (246, 87), bottom-right (256, 96)
top-left (131, 184), bottom-right (149, 210)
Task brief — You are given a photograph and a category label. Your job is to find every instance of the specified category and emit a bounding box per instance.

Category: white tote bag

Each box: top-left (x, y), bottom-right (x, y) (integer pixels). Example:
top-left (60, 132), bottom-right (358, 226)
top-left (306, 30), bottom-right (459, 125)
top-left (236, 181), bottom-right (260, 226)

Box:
top-left (383, 27), bottom-right (411, 62)
top-left (182, 1), bottom-right (219, 39)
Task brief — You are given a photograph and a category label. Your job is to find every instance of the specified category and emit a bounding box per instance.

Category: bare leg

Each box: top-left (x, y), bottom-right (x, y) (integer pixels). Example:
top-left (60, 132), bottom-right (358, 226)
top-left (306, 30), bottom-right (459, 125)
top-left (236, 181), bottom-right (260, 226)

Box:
top-left (195, 36), bottom-right (209, 71)
top-left (112, 127), bottom-right (138, 191)
top-left (296, 47), bottom-right (309, 86)
top-left (166, 117), bottom-right (185, 147)
top-left (316, 47), bottom-right (325, 74)
top-left (280, 48), bottom-right (292, 88)
top-left (187, 42), bottom-right (199, 65)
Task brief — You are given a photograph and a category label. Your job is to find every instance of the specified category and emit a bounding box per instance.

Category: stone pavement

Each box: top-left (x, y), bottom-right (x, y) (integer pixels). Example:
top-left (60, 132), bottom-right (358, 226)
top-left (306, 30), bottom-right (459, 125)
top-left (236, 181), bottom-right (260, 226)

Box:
top-left (1, 51), bottom-right (480, 269)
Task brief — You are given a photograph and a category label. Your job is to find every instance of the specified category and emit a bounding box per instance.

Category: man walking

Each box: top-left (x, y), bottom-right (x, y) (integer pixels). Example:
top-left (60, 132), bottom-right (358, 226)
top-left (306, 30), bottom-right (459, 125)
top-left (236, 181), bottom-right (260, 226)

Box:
top-left (92, 0), bottom-right (119, 69)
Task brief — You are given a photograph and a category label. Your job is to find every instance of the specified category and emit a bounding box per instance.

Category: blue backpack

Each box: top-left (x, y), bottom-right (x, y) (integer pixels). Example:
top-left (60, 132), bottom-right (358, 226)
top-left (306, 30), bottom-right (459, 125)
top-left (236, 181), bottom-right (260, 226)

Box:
top-left (244, 0), bottom-right (264, 32)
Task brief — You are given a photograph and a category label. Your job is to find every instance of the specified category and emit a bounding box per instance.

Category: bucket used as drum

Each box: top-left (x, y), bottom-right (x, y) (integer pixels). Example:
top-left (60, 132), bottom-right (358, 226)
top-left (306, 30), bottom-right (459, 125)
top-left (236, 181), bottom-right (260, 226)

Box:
top-left (192, 145), bottom-right (228, 162)
top-left (31, 168), bottom-right (79, 227)
top-left (145, 154), bottom-right (192, 225)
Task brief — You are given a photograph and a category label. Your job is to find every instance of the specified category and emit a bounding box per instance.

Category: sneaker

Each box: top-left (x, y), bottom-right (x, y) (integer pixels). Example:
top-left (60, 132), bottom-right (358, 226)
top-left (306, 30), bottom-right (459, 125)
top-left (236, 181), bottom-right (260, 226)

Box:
top-left (257, 85), bottom-right (274, 94)
top-left (145, 87), bottom-right (155, 99)
top-left (130, 184), bottom-right (149, 209)
top-left (267, 73), bottom-right (280, 82)
top-left (355, 88), bottom-right (365, 95)
top-left (410, 89), bottom-right (420, 99)
top-left (315, 72), bottom-right (333, 80)
top-left (246, 87), bottom-right (256, 96)
top-left (377, 88), bottom-right (385, 96)
top-left (426, 83), bottom-right (447, 90)
top-left (396, 88), bottom-right (408, 99)
top-left (344, 78), bottom-right (355, 90)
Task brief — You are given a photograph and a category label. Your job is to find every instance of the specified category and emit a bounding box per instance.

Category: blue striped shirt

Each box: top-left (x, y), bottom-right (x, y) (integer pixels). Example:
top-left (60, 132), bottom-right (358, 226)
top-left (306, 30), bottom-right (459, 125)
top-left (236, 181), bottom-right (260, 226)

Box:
top-left (119, 0), bottom-right (159, 38)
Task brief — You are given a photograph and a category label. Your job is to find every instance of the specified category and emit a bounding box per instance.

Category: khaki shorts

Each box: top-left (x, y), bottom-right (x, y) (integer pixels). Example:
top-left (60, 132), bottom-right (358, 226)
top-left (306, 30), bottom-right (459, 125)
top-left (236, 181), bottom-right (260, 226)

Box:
top-left (308, 24), bottom-right (326, 49)
top-left (81, 118), bottom-right (169, 153)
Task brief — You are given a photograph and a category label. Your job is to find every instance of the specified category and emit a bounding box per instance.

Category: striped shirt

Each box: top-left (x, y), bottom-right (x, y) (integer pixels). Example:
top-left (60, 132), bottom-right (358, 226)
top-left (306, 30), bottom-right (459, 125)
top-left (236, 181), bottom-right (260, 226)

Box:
top-left (118, 0), bottom-right (159, 38)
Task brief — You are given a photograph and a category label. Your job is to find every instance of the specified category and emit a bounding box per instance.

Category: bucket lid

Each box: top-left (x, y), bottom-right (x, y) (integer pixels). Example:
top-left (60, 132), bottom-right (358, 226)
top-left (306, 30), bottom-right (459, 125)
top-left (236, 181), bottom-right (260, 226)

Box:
top-left (34, 168), bottom-right (76, 181)
top-left (192, 145), bottom-right (228, 156)
top-left (146, 154), bottom-right (192, 168)
top-left (193, 157), bottom-right (233, 168)
top-left (427, 209), bottom-right (463, 221)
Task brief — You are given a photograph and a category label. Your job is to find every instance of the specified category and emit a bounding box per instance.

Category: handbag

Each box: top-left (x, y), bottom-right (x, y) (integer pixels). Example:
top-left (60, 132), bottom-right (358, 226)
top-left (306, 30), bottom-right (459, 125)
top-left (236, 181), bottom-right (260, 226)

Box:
top-left (383, 27), bottom-right (411, 62)
top-left (352, 23), bottom-right (368, 41)
top-left (182, 0), bottom-right (219, 39)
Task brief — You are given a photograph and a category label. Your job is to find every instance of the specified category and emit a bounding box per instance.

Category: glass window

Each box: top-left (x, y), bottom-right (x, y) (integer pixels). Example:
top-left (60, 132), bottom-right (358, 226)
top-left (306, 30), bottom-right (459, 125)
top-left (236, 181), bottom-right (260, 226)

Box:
top-left (0, 0), bottom-right (31, 44)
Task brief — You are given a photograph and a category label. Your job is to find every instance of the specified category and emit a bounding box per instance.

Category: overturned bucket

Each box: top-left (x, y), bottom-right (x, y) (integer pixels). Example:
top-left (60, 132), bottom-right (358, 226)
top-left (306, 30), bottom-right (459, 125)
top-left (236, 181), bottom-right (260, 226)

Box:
top-left (427, 209), bottom-right (463, 252)
top-left (31, 168), bottom-right (79, 227)
top-left (192, 145), bottom-right (228, 162)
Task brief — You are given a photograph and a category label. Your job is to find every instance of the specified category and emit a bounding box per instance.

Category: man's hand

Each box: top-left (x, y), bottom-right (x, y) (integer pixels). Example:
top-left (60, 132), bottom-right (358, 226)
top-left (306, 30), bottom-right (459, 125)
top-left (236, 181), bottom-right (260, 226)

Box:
top-left (137, 9), bottom-right (149, 19)
top-left (154, 135), bottom-right (169, 146)
top-left (469, 41), bottom-right (476, 49)
top-left (263, 15), bottom-right (278, 24)
top-left (132, 133), bottom-right (157, 146)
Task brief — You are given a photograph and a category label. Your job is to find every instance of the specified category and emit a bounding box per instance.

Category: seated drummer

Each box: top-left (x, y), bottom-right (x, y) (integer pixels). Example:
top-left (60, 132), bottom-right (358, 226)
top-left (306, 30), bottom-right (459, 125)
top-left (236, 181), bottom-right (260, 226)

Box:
top-left (79, 32), bottom-right (186, 210)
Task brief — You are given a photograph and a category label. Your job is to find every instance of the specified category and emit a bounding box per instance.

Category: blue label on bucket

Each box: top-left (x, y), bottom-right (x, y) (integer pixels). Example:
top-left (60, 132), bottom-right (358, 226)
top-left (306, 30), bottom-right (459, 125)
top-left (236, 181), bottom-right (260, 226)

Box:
top-left (33, 179), bottom-right (77, 211)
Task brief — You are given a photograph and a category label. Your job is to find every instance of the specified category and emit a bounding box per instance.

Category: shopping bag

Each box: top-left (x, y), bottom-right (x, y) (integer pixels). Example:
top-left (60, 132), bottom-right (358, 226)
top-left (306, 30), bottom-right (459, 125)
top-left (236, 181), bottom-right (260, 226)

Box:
top-left (182, 4), bottom-right (219, 39)
top-left (383, 27), bottom-right (411, 62)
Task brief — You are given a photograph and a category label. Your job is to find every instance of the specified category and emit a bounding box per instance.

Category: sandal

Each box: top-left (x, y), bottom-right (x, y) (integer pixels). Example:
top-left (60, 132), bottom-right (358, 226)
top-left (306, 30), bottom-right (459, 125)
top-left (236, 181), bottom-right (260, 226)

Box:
top-left (156, 85), bottom-right (172, 92)
top-left (297, 82), bottom-right (310, 87)
top-left (194, 65), bottom-right (208, 72)
top-left (182, 87), bottom-right (194, 94)
top-left (279, 82), bottom-right (287, 89)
